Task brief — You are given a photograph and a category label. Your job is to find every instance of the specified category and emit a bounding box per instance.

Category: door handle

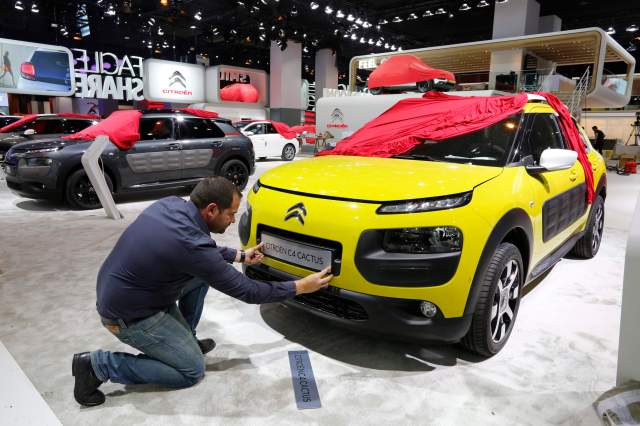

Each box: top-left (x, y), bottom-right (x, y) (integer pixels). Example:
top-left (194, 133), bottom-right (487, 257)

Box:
top-left (167, 143), bottom-right (182, 151)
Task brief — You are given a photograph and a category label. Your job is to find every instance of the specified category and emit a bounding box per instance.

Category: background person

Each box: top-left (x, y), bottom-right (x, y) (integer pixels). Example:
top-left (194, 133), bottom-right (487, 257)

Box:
top-left (592, 126), bottom-right (606, 154)
top-left (72, 176), bottom-right (333, 406)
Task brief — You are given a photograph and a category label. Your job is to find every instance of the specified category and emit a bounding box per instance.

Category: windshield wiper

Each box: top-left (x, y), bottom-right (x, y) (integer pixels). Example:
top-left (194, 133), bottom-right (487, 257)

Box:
top-left (444, 155), bottom-right (497, 161)
top-left (393, 154), bottom-right (441, 161)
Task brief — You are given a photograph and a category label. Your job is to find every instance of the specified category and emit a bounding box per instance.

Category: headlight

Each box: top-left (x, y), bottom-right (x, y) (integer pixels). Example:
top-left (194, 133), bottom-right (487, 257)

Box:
top-left (382, 226), bottom-right (462, 254)
top-left (252, 180), bottom-right (261, 194)
top-left (377, 192), bottom-right (472, 214)
top-left (24, 147), bottom-right (62, 154)
top-left (25, 157), bottom-right (53, 167)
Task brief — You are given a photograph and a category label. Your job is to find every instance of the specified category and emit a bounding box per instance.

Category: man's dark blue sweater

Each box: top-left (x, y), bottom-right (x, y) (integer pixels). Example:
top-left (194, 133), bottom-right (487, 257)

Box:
top-left (96, 196), bottom-right (296, 322)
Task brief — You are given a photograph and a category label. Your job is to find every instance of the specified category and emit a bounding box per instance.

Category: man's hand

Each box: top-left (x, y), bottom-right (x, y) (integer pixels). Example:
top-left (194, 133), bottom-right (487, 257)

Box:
top-left (294, 267), bottom-right (333, 295)
top-left (243, 242), bottom-right (265, 265)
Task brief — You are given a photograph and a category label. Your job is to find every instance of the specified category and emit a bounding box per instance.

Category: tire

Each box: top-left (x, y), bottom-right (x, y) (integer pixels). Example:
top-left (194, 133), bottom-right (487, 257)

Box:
top-left (416, 80), bottom-right (433, 93)
top-left (369, 87), bottom-right (383, 95)
top-left (219, 159), bottom-right (249, 190)
top-left (570, 195), bottom-right (605, 259)
top-left (65, 168), bottom-right (113, 210)
top-left (281, 144), bottom-right (296, 161)
top-left (461, 242), bottom-right (523, 357)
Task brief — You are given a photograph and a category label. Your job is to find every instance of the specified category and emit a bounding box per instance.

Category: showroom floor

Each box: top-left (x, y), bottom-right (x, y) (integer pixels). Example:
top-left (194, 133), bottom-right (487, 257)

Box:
top-left (0, 162), bottom-right (638, 426)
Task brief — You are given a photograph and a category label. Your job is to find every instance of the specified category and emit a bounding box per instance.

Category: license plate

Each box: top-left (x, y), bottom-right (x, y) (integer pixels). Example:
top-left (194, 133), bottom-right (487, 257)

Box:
top-left (261, 232), bottom-right (332, 272)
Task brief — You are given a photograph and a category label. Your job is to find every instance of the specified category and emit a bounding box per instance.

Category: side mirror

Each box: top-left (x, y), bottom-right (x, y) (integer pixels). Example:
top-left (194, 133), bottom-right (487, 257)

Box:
top-left (23, 128), bottom-right (36, 136)
top-left (525, 149), bottom-right (578, 174)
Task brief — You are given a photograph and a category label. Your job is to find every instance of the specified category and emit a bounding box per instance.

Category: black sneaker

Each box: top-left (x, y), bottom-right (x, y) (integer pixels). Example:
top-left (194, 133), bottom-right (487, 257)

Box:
top-left (197, 338), bottom-right (216, 355)
top-left (72, 352), bottom-right (105, 407)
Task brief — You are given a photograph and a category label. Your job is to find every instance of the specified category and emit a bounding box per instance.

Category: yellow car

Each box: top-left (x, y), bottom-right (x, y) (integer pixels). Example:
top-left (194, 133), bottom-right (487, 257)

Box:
top-left (239, 96), bottom-right (607, 356)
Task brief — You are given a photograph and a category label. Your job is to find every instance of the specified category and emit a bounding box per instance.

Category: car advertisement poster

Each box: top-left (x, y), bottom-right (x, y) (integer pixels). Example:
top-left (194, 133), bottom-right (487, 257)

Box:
top-left (143, 58), bottom-right (205, 103)
top-left (205, 65), bottom-right (268, 105)
top-left (0, 37), bottom-right (75, 96)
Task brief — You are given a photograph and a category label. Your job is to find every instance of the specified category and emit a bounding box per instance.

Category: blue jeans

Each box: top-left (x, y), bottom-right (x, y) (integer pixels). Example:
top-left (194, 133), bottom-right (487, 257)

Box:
top-left (90, 279), bottom-right (209, 387)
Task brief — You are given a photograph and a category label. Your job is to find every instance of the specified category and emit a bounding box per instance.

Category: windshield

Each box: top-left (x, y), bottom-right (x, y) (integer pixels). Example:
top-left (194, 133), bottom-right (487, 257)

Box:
top-left (234, 121), bottom-right (253, 130)
top-left (396, 113), bottom-right (522, 167)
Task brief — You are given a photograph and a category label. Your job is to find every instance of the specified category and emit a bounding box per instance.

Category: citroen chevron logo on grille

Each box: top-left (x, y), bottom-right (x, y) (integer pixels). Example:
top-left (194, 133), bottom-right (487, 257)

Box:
top-left (169, 70), bottom-right (187, 89)
top-left (285, 202), bottom-right (307, 225)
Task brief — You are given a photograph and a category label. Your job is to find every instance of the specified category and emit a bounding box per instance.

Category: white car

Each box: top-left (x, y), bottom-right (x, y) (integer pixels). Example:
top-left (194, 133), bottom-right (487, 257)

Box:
top-left (240, 121), bottom-right (298, 161)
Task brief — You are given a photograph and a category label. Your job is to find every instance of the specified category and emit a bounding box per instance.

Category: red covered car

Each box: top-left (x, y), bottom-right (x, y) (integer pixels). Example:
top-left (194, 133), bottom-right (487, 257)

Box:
top-left (367, 54), bottom-right (456, 95)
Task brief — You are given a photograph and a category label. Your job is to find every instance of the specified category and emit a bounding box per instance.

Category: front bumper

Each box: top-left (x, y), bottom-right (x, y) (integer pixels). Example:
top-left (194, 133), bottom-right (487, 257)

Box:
top-left (245, 263), bottom-right (472, 343)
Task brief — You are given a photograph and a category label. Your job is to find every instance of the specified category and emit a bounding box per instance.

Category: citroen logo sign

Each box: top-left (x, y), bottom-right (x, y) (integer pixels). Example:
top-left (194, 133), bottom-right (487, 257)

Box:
top-left (169, 70), bottom-right (187, 89)
top-left (285, 202), bottom-right (307, 225)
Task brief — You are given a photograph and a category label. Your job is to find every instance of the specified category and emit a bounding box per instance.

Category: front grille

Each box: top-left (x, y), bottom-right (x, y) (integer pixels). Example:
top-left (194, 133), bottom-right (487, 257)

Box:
top-left (294, 290), bottom-right (368, 321)
top-left (245, 265), bottom-right (368, 321)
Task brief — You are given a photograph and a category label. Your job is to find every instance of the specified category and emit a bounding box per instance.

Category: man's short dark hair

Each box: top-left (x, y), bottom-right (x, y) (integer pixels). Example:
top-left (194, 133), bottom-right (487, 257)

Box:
top-left (190, 177), bottom-right (242, 210)
top-left (592, 126), bottom-right (598, 130)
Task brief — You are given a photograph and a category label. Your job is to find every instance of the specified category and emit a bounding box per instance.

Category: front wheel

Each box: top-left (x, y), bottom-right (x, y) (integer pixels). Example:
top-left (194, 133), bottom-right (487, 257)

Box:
top-left (570, 195), bottom-right (605, 259)
top-left (65, 169), bottom-right (113, 210)
top-left (369, 87), bottom-right (383, 95)
top-left (461, 242), bottom-right (523, 357)
top-left (219, 159), bottom-right (249, 190)
top-left (281, 143), bottom-right (296, 161)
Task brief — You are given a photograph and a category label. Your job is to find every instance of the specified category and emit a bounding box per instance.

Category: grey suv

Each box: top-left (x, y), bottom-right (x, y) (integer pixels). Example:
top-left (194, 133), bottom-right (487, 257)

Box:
top-left (3, 110), bottom-right (255, 209)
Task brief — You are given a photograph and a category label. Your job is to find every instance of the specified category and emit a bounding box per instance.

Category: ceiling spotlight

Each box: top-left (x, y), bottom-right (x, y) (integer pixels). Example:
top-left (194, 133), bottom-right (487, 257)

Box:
top-left (375, 40), bottom-right (382, 46)
top-left (105, 4), bottom-right (116, 16)
top-left (368, 38), bottom-right (374, 45)
top-left (477, 0), bottom-right (490, 6)
top-left (606, 26), bottom-right (616, 35)
top-left (391, 45), bottom-right (396, 50)
top-left (310, 2), bottom-right (319, 10)
top-left (260, 0), bottom-right (267, 4)
top-left (190, 25), bottom-right (196, 29)
top-left (351, 33), bottom-right (357, 40)
top-left (194, 11), bottom-right (202, 20)
top-left (628, 43), bottom-right (637, 52)
top-left (384, 42), bottom-right (389, 48)
top-left (342, 33), bottom-right (348, 38)
top-left (30, 2), bottom-right (39, 13)
top-left (407, 13), bottom-right (418, 20)
top-left (392, 16), bottom-right (403, 23)
top-left (50, 22), bottom-right (58, 27)
top-left (355, 17), bottom-right (363, 25)
top-left (435, 8), bottom-right (446, 15)
top-left (237, 1), bottom-right (245, 5)
top-left (259, 33), bottom-right (266, 41)
top-left (336, 10), bottom-right (345, 18)
top-left (290, 6), bottom-right (298, 16)
top-left (423, 10), bottom-right (433, 17)
top-left (347, 14), bottom-right (355, 21)
top-left (626, 24), bottom-right (639, 32)
top-left (460, 3), bottom-right (471, 11)
top-left (230, 29), bottom-right (237, 35)
top-left (362, 21), bottom-right (371, 28)
top-left (303, 46), bottom-right (308, 52)
top-left (160, 0), bottom-right (168, 6)
top-left (449, 12), bottom-right (454, 18)
top-left (378, 19), bottom-right (388, 25)
top-left (147, 17), bottom-right (155, 26)
top-left (157, 27), bottom-right (164, 35)
top-left (496, 0), bottom-right (508, 3)
top-left (359, 37), bottom-right (366, 44)
top-left (324, 6), bottom-right (333, 14)
top-left (14, 1), bottom-right (24, 10)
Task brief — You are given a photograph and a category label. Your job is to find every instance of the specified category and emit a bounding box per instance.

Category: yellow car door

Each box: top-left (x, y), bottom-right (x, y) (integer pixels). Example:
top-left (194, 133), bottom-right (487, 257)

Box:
top-left (521, 112), bottom-right (589, 266)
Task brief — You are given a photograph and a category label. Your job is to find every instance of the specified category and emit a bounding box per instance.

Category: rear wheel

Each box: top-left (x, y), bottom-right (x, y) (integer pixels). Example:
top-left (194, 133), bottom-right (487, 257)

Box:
top-left (369, 87), bottom-right (383, 95)
top-left (65, 169), bottom-right (113, 210)
top-left (570, 195), bottom-right (605, 259)
top-left (416, 80), bottom-right (433, 93)
top-left (281, 144), bottom-right (296, 161)
top-left (219, 159), bottom-right (249, 189)
top-left (461, 242), bottom-right (523, 357)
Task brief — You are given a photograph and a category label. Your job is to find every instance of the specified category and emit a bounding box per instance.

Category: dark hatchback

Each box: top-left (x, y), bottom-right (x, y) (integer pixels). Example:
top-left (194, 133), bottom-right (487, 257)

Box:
top-left (0, 114), bottom-right (97, 162)
top-left (3, 110), bottom-right (255, 209)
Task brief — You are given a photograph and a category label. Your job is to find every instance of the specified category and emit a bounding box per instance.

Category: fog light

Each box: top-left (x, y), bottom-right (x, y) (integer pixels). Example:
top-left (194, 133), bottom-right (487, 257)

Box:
top-left (419, 301), bottom-right (438, 318)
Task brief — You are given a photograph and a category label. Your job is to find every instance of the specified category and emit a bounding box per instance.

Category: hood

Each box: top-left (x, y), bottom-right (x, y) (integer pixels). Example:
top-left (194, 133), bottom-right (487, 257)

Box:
top-left (259, 156), bottom-right (502, 202)
top-left (7, 137), bottom-right (87, 152)
top-left (0, 132), bottom-right (27, 147)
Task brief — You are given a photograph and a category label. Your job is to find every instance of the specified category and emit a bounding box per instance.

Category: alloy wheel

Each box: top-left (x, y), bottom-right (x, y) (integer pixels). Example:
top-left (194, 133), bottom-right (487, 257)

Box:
top-left (224, 163), bottom-right (248, 188)
top-left (73, 176), bottom-right (100, 208)
top-left (490, 260), bottom-right (520, 343)
top-left (283, 145), bottom-right (295, 160)
top-left (591, 203), bottom-right (604, 253)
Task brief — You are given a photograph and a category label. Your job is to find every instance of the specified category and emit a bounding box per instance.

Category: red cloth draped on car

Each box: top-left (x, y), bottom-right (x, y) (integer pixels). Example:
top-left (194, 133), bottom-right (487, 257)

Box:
top-left (319, 90), bottom-right (594, 203)
top-left (62, 110), bottom-right (142, 150)
top-left (220, 83), bottom-right (260, 103)
top-left (265, 121), bottom-right (297, 139)
top-left (0, 114), bottom-right (38, 133)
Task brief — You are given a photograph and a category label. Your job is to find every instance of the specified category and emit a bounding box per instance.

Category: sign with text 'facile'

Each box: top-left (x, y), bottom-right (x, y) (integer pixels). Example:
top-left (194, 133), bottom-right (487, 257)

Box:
top-left (73, 49), bottom-right (144, 101)
top-left (143, 58), bottom-right (205, 103)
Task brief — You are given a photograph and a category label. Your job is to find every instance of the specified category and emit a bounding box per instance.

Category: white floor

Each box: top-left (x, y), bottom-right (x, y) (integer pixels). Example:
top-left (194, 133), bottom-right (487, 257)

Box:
top-left (0, 163), bottom-right (638, 426)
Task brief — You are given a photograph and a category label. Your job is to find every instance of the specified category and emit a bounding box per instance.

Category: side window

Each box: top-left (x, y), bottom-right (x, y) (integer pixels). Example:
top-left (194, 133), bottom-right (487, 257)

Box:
top-left (139, 118), bottom-right (174, 141)
top-left (574, 119), bottom-right (592, 152)
top-left (29, 119), bottom-right (64, 134)
top-left (64, 120), bottom-right (93, 134)
top-left (523, 114), bottom-right (565, 163)
top-left (264, 123), bottom-right (277, 134)
top-left (179, 118), bottom-right (225, 139)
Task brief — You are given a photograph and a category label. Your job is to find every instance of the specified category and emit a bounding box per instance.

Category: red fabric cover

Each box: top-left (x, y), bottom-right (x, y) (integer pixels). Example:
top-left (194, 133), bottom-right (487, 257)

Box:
top-left (62, 110), bottom-right (142, 150)
top-left (266, 121), bottom-right (297, 139)
top-left (57, 113), bottom-right (100, 120)
top-left (319, 91), bottom-right (528, 158)
top-left (178, 108), bottom-right (219, 118)
top-left (535, 92), bottom-right (594, 204)
top-left (220, 83), bottom-right (260, 103)
top-left (0, 114), bottom-right (38, 133)
top-left (290, 124), bottom-right (316, 134)
top-left (367, 55), bottom-right (456, 89)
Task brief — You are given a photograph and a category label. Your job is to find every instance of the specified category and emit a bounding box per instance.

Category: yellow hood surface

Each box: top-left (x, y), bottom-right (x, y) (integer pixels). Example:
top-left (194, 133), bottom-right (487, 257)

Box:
top-left (260, 156), bottom-right (503, 201)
